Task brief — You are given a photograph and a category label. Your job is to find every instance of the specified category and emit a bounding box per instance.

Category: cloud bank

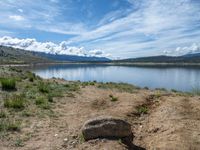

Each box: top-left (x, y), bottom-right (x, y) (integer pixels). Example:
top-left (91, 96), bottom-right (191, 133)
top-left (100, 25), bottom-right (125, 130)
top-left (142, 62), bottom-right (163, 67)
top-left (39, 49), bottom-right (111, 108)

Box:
top-left (0, 36), bottom-right (110, 58)
top-left (0, 0), bottom-right (200, 58)
top-left (164, 43), bottom-right (200, 56)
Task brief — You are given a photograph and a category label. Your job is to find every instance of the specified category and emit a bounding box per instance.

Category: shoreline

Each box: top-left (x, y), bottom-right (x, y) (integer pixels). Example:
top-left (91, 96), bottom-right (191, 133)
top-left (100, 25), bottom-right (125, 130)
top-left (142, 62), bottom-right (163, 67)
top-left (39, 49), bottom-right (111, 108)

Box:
top-left (1, 62), bottom-right (200, 67)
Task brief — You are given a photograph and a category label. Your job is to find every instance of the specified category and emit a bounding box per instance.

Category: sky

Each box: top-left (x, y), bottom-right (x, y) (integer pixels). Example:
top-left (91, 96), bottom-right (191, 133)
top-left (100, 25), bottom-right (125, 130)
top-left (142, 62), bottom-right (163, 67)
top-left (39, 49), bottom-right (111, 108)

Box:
top-left (0, 0), bottom-right (200, 59)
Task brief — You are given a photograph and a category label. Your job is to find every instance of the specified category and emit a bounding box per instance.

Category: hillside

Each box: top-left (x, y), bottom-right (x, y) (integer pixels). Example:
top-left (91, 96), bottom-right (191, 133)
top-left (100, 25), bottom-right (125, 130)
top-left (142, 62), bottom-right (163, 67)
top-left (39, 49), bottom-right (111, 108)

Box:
top-left (32, 51), bottom-right (110, 62)
top-left (118, 54), bottom-right (200, 63)
top-left (0, 46), bottom-right (110, 64)
top-left (0, 46), bottom-right (51, 64)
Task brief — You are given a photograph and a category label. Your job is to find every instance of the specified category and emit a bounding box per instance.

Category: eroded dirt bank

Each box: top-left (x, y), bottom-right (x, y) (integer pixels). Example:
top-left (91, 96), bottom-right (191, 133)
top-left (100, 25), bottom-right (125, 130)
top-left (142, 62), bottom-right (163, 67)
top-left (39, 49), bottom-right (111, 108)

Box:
top-left (0, 67), bottom-right (200, 150)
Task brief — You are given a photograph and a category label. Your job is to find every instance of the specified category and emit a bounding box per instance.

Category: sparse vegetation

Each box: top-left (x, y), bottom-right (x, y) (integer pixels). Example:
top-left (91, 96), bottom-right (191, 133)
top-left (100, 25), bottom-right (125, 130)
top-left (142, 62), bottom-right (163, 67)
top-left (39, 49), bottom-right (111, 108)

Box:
top-left (137, 106), bottom-right (148, 115)
top-left (171, 89), bottom-right (178, 93)
top-left (109, 94), bottom-right (118, 102)
top-left (38, 82), bottom-right (49, 93)
top-left (98, 82), bottom-right (139, 93)
top-left (4, 94), bottom-right (26, 109)
top-left (192, 87), bottom-right (200, 96)
top-left (14, 138), bottom-right (24, 147)
top-left (0, 111), bottom-right (6, 118)
top-left (0, 119), bottom-right (21, 132)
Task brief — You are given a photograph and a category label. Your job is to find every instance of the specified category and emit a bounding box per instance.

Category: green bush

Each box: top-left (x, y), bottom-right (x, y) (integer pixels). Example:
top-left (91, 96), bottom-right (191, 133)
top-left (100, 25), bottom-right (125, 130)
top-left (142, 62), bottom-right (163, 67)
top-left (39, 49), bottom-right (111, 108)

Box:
top-left (137, 106), bottom-right (148, 114)
top-left (1, 78), bottom-right (16, 91)
top-left (0, 111), bottom-right (6, 118)
top-left (38, 82), bottom-right (49, 93)
top-left (109, 94), bottom-right (118, 102)
top-left (35, 97), bottom-right (46, 105)
top-left (4, 94), bottom-right (25, 109)
top-left (35, 97), bottom-right (50, 109)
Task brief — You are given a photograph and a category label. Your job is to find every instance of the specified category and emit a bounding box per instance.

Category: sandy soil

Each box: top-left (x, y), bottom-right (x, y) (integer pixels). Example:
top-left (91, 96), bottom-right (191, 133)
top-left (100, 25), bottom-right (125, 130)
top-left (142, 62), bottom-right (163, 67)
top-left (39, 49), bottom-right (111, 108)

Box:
top-left (1, 83), bottom-right (200, 150)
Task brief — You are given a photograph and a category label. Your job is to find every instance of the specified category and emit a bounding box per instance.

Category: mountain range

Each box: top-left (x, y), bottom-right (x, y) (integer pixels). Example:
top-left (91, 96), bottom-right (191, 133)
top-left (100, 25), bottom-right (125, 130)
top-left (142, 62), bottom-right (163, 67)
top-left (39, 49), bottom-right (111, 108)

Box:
top-left (0, 46), bottom-right (110, 64)
top-left (1, 45), bottom-right (200, 64)
top-left (118, 53), bottom-right (200, 63)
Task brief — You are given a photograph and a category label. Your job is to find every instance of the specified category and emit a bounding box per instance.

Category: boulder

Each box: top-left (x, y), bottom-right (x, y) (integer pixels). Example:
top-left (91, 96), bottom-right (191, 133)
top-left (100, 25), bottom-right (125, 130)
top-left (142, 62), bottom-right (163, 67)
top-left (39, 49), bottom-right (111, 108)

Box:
top-left (82, 116), bottom-right (133, 141)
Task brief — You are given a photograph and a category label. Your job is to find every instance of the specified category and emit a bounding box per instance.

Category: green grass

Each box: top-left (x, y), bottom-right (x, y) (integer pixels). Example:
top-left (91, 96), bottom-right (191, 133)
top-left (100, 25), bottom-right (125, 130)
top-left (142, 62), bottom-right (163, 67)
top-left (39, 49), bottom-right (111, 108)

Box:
top-left (137, 106), bottom-right (148, 115)
top-left (64, 83), bottom-right (80, 92)
top-left (4, 94), bottom-right (26, 110)
top-left (14, 138), bottom-right (24, 147)
top-left (109, 94), bottom-right (118, 102)
top-left (1, 78), bottom-right (16, 91)
top-left (38, 82), bottom-right (49, 93)
top-left (0, 119), bottom-right (21, 132)
top-left (192, 87), bottom-right (200, 96)
top-left (98, 82), bottom-right (139, 93)
top-left (35, 97), bottom-right (50, 109)
top-left (26, 71), bottom-right (36, 82)
top-left (0, 111), bottom-right (7, 118)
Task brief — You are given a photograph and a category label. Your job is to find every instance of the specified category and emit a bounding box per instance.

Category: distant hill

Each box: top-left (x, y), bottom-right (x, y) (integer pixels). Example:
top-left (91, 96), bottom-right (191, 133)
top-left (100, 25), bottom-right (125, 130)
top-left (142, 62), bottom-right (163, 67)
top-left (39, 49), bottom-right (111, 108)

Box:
top-left (0, 46), bottom-right (51, 64)
top-left (117, 53), bottom-right (200, 63)
top-left (0, 46), bottom-right (110, 64)
top-left (32, 51), bottom-right (110, 62)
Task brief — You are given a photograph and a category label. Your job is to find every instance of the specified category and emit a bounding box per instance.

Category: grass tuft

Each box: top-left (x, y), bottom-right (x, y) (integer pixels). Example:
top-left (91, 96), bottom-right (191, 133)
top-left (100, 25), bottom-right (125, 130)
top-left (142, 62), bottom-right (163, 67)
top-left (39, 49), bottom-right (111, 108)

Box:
top-left (4, 94), bottom-right (25, 110)
top-left (109, 94), bottom-right (118, 102)
top-left (137, 106), bottom-right (148, 115)
top-left (38, 82), bottom-right (49, 93)
top-left (1, 78), bottom-right (16, 91)
top-left (0, 119), bottom-right (21, 132)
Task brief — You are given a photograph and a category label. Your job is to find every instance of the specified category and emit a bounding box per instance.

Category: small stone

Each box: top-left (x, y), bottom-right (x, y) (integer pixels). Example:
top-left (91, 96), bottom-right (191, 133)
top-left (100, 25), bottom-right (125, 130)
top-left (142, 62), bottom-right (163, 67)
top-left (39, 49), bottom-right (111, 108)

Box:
top-left (63, 138), bottom-right (68, 142)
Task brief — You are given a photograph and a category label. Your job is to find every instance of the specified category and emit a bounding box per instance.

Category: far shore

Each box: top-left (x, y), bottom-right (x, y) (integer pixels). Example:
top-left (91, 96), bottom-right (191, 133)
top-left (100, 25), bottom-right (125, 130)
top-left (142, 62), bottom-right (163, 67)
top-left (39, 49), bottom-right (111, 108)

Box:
top-left (1, 62), bottom-right (200, 67)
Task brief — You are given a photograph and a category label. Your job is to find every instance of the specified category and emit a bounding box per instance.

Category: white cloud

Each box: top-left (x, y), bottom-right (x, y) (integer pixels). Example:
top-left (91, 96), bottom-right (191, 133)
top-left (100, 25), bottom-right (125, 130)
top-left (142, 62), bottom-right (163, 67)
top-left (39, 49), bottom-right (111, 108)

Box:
top-left (163, 43), bottom-right (200, 56)
top-left (0, 36), bottom-right (110, 58)
top-left (0, 0), bottom-right (200, 58)
top-left (17, 9), bottom-right (23, 13)
top-left (9, 15), bottom-right (24, 21)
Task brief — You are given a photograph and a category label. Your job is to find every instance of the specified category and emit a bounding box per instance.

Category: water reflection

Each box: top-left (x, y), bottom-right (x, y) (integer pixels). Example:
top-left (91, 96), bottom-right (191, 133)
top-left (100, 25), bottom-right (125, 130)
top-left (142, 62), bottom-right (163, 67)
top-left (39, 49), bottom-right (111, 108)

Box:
top-left (31, 64), bottom-right (200, 92)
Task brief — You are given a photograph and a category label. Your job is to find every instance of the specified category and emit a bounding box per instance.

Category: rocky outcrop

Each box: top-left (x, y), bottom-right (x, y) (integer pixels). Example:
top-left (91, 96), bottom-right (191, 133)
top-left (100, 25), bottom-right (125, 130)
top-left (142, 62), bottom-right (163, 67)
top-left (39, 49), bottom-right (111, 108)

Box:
top-left (82, 116), bottom-right (133, 141)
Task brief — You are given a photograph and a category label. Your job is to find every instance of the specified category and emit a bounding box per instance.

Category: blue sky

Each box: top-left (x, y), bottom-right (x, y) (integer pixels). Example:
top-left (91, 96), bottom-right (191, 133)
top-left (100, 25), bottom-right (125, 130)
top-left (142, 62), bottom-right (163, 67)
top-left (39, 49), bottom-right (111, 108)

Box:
top-left (0, 0), bottom-right (200, 58)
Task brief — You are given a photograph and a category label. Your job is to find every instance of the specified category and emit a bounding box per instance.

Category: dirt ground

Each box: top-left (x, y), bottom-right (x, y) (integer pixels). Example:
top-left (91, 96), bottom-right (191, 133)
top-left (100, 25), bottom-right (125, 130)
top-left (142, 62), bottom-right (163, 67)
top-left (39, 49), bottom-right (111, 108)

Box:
top-left (1, 80), bottom-right (200, 150)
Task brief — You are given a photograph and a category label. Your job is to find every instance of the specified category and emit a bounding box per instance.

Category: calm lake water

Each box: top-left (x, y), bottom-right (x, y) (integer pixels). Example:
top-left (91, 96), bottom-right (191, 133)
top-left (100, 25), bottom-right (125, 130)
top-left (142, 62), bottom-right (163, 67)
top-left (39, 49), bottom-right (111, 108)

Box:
top-left (31, 64), bottom-right (200, 92)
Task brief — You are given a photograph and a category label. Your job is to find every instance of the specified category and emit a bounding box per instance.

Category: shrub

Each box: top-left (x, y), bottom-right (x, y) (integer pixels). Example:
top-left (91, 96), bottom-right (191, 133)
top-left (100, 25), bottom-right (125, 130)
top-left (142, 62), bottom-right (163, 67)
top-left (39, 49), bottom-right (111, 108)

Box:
top-left (0, 119), bottom-right (21, 132)
top-left (4, 94), bottom-right (25, 109)
top-left (171, 89), bottom-right (178, 93)
top-left (47, 94), bottom-right (53, 103)
top-left (35, 97), bottom-right (46, 105)
top-left (64, 83), bottom-right (80, 91)
top-left (192, 87), bottom-right (200, 96)
top-left (15, 138), bottom-right (24, 147)
top-left (109, 94), bottom-right (118, 102)
top-left (35, 97), bottom-right (50, 109)
top-left (27, 72), bottom-right (36, 82)
top-left (7, 121), bottom-right (21, 131)
top-left (137, 106), bottom-right (148, 114)
top-left (1, 78), bottom-right (16, 91)
top-left (38, 82), bottom-right (49, 93)
top-left (0, 111), bottom-right (6, 118)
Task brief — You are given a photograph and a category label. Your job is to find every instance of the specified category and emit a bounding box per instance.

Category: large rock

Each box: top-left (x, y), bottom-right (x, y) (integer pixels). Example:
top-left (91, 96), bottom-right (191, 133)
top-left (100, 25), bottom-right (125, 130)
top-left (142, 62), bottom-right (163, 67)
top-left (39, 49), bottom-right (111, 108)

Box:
top-left (82, 116), bottom-right (133, 141)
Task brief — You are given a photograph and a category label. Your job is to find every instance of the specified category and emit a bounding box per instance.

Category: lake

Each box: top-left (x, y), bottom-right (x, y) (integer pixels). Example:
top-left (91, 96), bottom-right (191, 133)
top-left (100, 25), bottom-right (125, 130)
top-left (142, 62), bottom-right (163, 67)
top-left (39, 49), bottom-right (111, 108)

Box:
top-left (30, 64), bottom-right (200, 92)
